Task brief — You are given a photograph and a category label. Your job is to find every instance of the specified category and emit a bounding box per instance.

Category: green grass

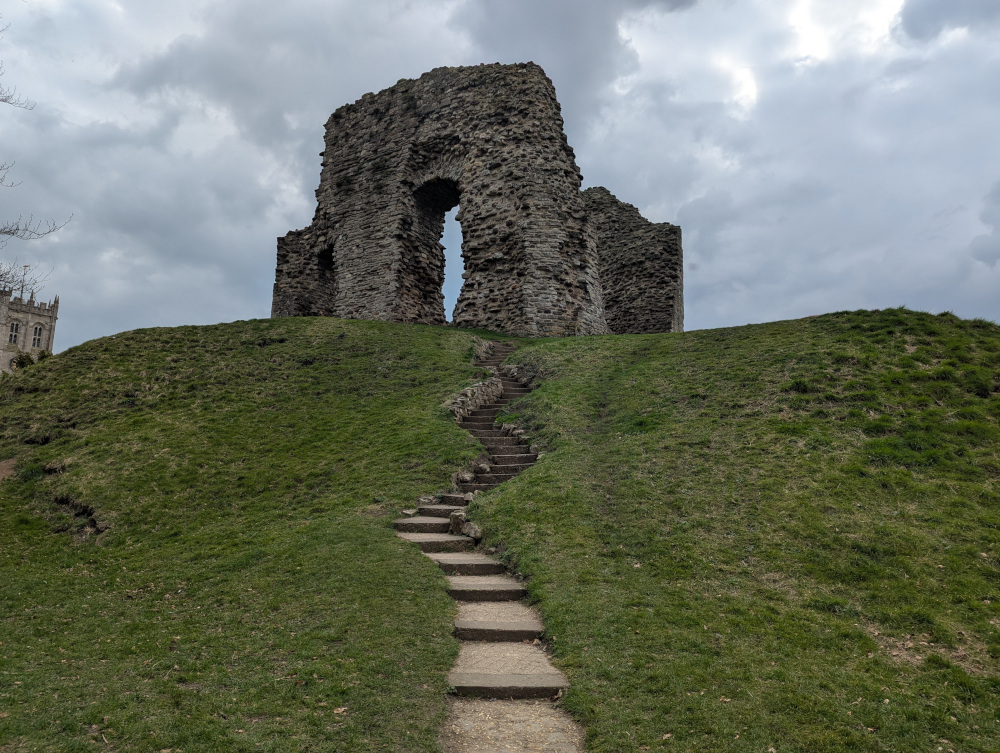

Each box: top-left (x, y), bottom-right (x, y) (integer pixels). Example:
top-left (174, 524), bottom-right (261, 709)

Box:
top-left (472, 308), bottom-right (1000, 752)
top-left (3, 308), bottom-right (999, 752)
top-left (0, 317), bottom-right (499, 752)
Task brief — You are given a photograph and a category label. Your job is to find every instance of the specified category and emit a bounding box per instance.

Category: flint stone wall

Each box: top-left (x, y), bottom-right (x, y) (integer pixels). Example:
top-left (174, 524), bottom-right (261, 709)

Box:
top-left (272, 62), bottom-right (683, 337)
top-left (584, 187), bottom-right (683, 334)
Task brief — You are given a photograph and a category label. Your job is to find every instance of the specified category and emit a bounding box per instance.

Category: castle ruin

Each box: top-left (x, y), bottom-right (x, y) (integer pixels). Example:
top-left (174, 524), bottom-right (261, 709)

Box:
top-left (272, 63), bottom-right (682, 337)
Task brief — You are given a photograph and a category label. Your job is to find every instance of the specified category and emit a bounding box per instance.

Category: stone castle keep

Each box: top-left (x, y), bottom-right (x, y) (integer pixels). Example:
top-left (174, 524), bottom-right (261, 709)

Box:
top-left (272, 63), bottom-right (683, 337)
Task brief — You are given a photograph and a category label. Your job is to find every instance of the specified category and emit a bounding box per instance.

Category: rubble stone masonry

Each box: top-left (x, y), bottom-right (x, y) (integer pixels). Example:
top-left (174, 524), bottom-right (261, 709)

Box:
top-left (584, 187), bottom-right (683, 334)
top-left (273, 63), bottom-right (683, 337)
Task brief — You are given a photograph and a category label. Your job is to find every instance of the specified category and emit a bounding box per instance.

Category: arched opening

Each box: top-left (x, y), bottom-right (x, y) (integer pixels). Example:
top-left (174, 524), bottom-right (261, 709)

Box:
top-left (411, 178), bottom-right (462, 324)
top-left (440, 207), bottom-right (464, 321)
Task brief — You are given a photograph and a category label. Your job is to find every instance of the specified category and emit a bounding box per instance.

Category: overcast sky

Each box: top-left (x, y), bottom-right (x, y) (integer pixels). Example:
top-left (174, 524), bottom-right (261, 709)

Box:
top-left (2, 0), bottom-right (999, 351)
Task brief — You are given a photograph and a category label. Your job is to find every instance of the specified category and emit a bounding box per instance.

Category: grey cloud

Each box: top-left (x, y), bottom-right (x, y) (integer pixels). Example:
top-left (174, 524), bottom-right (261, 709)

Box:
top-left (676, 189), bottom-right (737, 263)
top-left (573, 6), bottom-right (1000, 329)
top-left (970, 234), bottom-right (1000, 266)
top-left (970, 181), bottom-right (1000, 266)
top-left (450, 0), bottom-right (698, 140)
top-left (109, 0), bottom-right (477, 198)
top-left (898, 0), bottom-right (1000, 41)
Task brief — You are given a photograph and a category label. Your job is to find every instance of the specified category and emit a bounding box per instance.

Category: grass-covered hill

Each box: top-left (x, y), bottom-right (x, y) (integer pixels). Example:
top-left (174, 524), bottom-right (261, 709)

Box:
top-left (2, 308), bottom-right (999, 752)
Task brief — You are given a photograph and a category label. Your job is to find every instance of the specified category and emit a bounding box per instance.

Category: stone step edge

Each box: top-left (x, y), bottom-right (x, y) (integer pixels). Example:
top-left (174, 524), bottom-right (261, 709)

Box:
top-left (424, 552), bottom-right (505, 575)
top-left (396, 532), bottom-right (473, 552)
top-left (447, 672), bottom-right (568, 699)
top-left (393, 516), bottom-right (451, 532)
top-left (453, 621), bottom-right (543, 641)
top-left (448, 583), bottom-right (527, 601)
top-left (418, 504), bottom-right (465, 516)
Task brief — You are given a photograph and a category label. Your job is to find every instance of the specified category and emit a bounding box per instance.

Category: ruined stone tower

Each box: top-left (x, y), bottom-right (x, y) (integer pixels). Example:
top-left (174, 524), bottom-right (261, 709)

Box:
top-left (272, 62), bottom-right (683, 337)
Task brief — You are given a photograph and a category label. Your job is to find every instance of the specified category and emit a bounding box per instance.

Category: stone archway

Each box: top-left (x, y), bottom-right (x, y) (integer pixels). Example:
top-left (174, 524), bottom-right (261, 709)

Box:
top-left (272, 63), bottom-right (608, 336)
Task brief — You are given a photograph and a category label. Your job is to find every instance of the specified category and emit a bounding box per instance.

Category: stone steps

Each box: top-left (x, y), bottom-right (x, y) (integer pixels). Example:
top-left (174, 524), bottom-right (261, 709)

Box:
top-left (447, 575), bottom-right (527, 601)
top-left (483, 462), bottom-right (533, 474)
top-left (482, 452), bottom-right (532, 463)
top-left (424, 552), bottom-right (506, 576)
top-left (448, 643), bottom-right (568, 699)
top-left (396, 532), bottom-right (474, 552)
top-left (418, 503), bottom-right (465, 517)
top-left (459, 415), bottom-right (497, 425)
top-left (463, 428), bottom-right (519, 440)
top-left (469, 407), bottom-right (503, 418)
top-left (490, 453), bottom-right (537, 464)
top-left (479, 438), bottom-right (531, 451)
top-left (394, 515), bottom-right (451, 534)
top-left (439, 492), bottom-right (471, 505)
top-left (396, 341), bottom-right (575, 742)
top-left (456, 368), bottom-right (540, 488)
top-left (453, 601), bottom-right (544, 641)
top-left (466, 472), bottom-right (520, 485)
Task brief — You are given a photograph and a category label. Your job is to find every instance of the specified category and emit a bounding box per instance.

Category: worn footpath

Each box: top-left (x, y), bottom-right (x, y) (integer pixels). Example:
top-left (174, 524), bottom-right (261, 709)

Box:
top-left (394, 342), bottom-right (583, 752)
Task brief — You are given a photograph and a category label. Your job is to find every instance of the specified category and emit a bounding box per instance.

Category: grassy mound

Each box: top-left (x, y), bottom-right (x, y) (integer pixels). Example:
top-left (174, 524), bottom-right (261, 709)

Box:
top-left (3, 308), bottom-right (998, 752)
top-left (474, 308), bottom-right (1000, 752)
top-left (0, 317), bottom-right (495, 752)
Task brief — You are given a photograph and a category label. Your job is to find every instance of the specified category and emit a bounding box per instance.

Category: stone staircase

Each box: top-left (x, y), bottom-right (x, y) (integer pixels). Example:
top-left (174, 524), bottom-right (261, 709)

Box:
top-left (394, 343), bottom-right (582, 750)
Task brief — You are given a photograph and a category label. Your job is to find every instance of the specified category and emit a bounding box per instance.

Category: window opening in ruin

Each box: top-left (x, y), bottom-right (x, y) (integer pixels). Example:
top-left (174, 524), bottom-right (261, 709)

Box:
top-left (317, 244), bottom-right (334, 274)
top-left (9, 323), bottom-right (18, 345)
top-left (32, 326), bottom-right (43, 348)
top-left (440, 207), bottom-right (464, 321)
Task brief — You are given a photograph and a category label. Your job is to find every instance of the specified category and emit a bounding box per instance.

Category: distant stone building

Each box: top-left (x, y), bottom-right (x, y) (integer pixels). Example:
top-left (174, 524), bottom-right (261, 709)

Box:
top-left (0, 289), bottom-right (58, 374)
top-left (272, 62), bottom-right (683, 337)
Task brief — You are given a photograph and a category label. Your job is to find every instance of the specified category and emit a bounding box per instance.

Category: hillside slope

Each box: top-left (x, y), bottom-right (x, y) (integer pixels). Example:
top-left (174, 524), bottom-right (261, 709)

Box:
top-left (0, 318), bottom-right (495, 752)
top-left (474, 308), bottom-right (1000, 752)
top-left (2, 309), bottom-right (998, 752)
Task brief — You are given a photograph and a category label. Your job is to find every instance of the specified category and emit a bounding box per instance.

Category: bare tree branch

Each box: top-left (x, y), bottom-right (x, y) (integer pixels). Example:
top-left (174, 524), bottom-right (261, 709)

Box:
top-left (1, 214), bottom-right (70, 241)
top-left (0, 15), bottom-right (66, 279)
top-left (0, 159), bottom-right (18, 187)
top-left (0, 61), bottom-right (35, 110)
top-left (0, 258), bottom-right (50, 297)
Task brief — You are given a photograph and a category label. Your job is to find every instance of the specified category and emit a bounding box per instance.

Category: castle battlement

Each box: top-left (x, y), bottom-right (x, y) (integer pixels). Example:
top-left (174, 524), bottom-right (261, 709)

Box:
top-left (1, 289), bottom-right (60, 314)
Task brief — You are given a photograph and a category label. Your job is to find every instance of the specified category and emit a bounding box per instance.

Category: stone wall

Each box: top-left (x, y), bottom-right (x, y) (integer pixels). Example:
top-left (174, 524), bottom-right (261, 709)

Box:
top-left (272, 62), bottom-right (683, 337)
top-left (583, 187), bottom-right (684, 334)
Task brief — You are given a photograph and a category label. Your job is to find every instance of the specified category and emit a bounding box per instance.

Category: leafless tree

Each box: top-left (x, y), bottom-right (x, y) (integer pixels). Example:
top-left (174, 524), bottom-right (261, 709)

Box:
top-left (1, 18), bottom-right (66, 295)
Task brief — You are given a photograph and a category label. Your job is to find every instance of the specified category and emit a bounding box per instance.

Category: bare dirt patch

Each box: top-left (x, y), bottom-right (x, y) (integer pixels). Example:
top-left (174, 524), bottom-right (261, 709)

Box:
top-left (865, 623), bottom-right (994, 676)
top-left (0, 458), bottom-right (16, 481)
